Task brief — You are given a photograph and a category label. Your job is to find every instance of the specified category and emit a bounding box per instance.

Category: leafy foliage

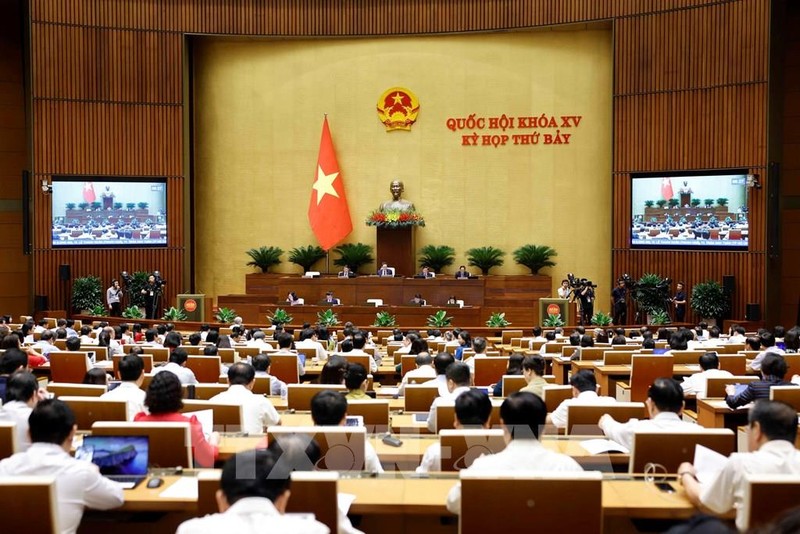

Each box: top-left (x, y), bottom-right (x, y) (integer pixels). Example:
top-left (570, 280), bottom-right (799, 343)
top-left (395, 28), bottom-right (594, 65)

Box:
top-left (466, 246), bottom-right (505, 275)
top-left (690, 280), bottom-right (730, 319)
top-left (245, 246), bottom-right (284, 273)
top-left (288, 245), bottom-right (327, 273)
top-left (656, 199), bottom-right (668, 208)
top-left (215, 307), bottom-right (238, 324)
top-left (125, 271), bottom-right (151, 308)
top-left (89, 304), bottom-right (107, 317)
top-left (373, 311), bottom-right (397, 327)
top-left (426, 310), bottom-right (453, 328)
top-left (485, 312), bottom-right (511, 328)
top-left (631, 273), bottom-right (670, 315)
top-left (649, 309), bottom-right (670, 325)
top-left (703, 198), bottom-right (714, 207)
top-left (72, 276), bottom-right (103, 312)
top-left (418, 245), bottom-right (456, 273)
top-left (512, 244), bottom-right (557, 275)
top-left (268, 308), bottom-right (293, 326)
top-left (122, 306), bottom-right (144, 319)
top-left (332, 243), bottom-right (374, 273)
top-left (162, 306), bottom-right (187, 321)
top-left (317, 308), bottom-right (340, 327)
top-left (591, 310), bottom-right (613, 326)
top-left (542, 314), bottom-right (565, 327)
top-left (716, 198), bottom-right (728, 207)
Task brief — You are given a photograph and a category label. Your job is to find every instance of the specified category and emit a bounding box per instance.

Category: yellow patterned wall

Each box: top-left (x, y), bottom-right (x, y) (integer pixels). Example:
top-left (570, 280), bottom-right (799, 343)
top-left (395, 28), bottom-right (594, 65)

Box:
top-left (193, 29), bottom-right (612, 302)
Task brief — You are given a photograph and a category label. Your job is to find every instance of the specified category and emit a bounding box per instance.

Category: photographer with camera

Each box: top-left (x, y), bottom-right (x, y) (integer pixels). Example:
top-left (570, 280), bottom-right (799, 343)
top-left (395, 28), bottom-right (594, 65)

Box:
top-left (612, 278), bottom-right (627, 326)
top-left (578, 282), bottom-right (595, 326)
top-left (141, 271), bottom-right (166, 319)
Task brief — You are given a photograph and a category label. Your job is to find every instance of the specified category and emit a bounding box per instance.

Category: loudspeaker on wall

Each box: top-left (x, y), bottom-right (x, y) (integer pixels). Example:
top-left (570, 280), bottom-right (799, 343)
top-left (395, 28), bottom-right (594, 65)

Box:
top-left (745, 303), bottom-right (761, 322)
top-left (59, 264), bottom-right (71, 281)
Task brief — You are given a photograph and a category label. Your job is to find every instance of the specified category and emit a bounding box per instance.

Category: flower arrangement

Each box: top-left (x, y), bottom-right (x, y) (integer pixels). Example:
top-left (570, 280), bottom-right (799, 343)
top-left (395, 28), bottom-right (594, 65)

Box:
top-left (366, 209), bottom-right (425, 228)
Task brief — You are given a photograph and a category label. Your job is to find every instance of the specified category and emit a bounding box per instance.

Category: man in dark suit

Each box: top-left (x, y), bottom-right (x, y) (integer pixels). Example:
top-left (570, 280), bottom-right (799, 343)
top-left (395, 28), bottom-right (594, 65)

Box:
top-left (673, 282), bottom-right (687, 322)
top-left (377, 262), bottom-right (393, 277)
top-left (455, 265), bottom-right (470, 279)
top-left (417, 266), bottom-right (434, 279)
top-left (612, 279), bottom-right (627, 325)
top-left (319, 291), bottom-right (340, 305)
top-left (337, 266), bottom-right (356, 278)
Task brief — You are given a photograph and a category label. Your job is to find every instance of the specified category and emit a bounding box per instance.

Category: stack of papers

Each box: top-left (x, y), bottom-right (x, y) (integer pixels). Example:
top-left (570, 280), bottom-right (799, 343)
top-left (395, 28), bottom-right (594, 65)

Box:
top-left (580, 439), bottom-right (630, 454)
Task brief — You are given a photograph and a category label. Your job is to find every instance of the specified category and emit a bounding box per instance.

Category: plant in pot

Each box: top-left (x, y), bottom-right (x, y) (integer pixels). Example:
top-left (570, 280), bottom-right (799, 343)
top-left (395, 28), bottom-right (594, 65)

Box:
top-left (667, 198), bottom-right (679, 208)
top-left (267, 308), bottom-right (293, 326)
top-left (113, 202), bottom-right (123, 210)
top-left (542, 314), bottom-right (565, 328)
top-left (512, 244), bottom-right (557, 275)
top-left (78, 202), bottom-right (89, 210)
top-left (486, 312), bottom-right (511, 335)
top-left (215, 307), bottom-right (237, 324)
top-left (644, 200), bottom-right (655, 208)
top-left (66, 202), bottom-right (76, 210)
top-left (426, 310), bottom-right (453, 328)
top-left (466, 246), bottom-right (505, 275)
top-left (631, 273), bottom-right (670, 321)
top-left (288, 245), bottom-right (327, 273)
top-left (91, 201), bottom-right (102, 210)
top-left (332, 243), bottom-right (374, 273)
top-left (124, 271), bottom-right (150, 308)
top-left (162, 306), bottom-right (187, 321)
top-left (122, 306), bottom-right (145, 319)
top-left (716, 198), bottom-right (728, 208)
top-left (690, 280), bottom-right (730, 325)
top-left (126, 202), bottom-right (136, 210)
top-left (704, 198), bottom-right (714, 207)
top-left (72, 276), bottom-right (103, 313)
top-left (89, 304), bottom-right (107, 317)
top-left (690, 199), bottom-right (701, 208)
top-left (649, 309), bottom-right (670, 325)
top-left (317, 309), bottom-right (340, 327)
top-left (591, 311), bottom-right (613, 326)
top-left (245, 246), bottom-right (284, 273)
top-left (373, 311), bottom-right (397, 327)
top-left (655, 199), bottom-right (668, 209)
top-left (418, 245), bottom-right (456, 273)
top-left (137, 202), bottom-right (149, 210)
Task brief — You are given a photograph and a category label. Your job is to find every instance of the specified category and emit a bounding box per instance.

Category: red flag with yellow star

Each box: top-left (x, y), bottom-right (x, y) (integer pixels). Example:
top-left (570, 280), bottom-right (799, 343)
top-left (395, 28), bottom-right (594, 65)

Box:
top-left (308, 117), bottom-right (352, 251)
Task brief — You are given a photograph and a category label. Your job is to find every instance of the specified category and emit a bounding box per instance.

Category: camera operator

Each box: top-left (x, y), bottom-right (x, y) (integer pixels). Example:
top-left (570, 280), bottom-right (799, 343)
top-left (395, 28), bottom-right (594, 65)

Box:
top-left (578, 281), bottom-right (595, 326)
top-left (612, 278), bottom-right (627, 326)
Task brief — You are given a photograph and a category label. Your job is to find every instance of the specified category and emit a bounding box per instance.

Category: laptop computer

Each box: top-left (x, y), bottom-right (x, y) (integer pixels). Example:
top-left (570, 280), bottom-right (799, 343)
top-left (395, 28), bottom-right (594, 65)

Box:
top-left (78, 435), bottom-right (149, 489)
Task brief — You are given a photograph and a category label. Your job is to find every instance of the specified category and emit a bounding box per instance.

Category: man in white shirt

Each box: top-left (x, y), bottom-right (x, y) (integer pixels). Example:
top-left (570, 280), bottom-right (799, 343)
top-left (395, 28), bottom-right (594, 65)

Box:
top-left (547, 370), bottom-right (617, 430)
top-left (100, 353), bottom-right (146, 420)
top-left (678, 400), bottom-right (800, 531)
top-left (0, 371), bottom-right (39, 450)
top-left (296, 328), bottom-right (328, 362)
top-left (680, 352), bottom-right (733, 398)
top-left (728, 325), bottom-right (747, 344)
top-left (141, 328), bottom-right (164, 349)
top-left (417, 389), bottom-right (491, 473)
top-left (247, 330), bottom-right (276, 352)
top-left (310, 390), bottom-right (383, 474)
top-left (599, 377), bottom-right (698, 450)
top-left (446, 391), bottom-right (583, 514)
top-left (749, 332), bottom-right (785, 372)
top-left (0, 399), bottom-right (124, 533)
top-left (274, 332), bottom-right (305, 378)
top-left (152, 347), bottom-right (198, 385)
top-left (176, 448), bottom-right (329, 534)
top-left (424, 352), bottom-right (455, 397)
top-left (34, 330), bottom-right (61, 359)
top-left (210, 362), bottom-right (280, 434)
top-left (463, 337), bottom-right (487, 375)
top-left (399, 353), bottom-right (437, 396)
top-left (252, 354), bottom-right (288, 397)
top-left (427, 362), bottom-right (472, 433)
top-left (78, 325), bottom-right (97, 346)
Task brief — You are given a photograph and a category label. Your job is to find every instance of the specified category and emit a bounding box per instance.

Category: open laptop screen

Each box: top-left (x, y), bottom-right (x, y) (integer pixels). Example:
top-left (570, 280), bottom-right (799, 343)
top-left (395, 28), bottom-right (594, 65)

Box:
top-left (79, 435), bottom-right (149, 476)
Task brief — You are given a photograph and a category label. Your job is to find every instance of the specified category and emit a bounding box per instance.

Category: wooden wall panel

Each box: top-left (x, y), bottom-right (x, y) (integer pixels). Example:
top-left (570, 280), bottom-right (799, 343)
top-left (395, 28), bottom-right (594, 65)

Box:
top-left (22, 0), bottom-right (774, 324)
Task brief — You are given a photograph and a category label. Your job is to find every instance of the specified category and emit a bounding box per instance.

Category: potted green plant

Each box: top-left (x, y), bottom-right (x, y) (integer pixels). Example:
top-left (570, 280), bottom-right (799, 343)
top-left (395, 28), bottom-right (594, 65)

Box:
top-left (486, 312), bottom-right (511, 328)
top-left (71, 276), bottom-right (103, 313)
top-left (512, 244), bottom-right (557, 275)
top-left (631, 273), bottom-right (670, 320)
top-left (542, 314), bottom-right (565, 327)
top-left (288, 245), bottom-right (327, 273)
top-left (89, 304), bottom-right (107, 317)
top-left (126, 202), bottom-right (136, 210)
top-left (113, 202), bottom-right (123, 210)
top-left (373, 311), bottom-right (397, 327)
top-left (124, 271), bottom-right (150, 308)
top-left (137, 202), bottom-right (149, 210)
top-left (655, 199), bottom-right (668, 209)
top-left (426, 310), bottom-right (453, 328)
top-left (66, 202), bottom-right (76, 210)
top-left (649, 309), bottom-right (670, 325)
top-left (332, 243), bottom-right (374, 273)
top-left (644, 200), bottom-right (655, 208)
top-left (591, 310), bottom-right (613, 326)
top-left (90, 201), bottom-right (102, 210)
top-left (317, 309), bottom-right (340, 327)
top-left (690, 199), bottom-right (701, 208)
top-left (716, 198), bottom-right (728, 208)
top-left (267, 308), bottom-right (293, 326)
top-left (122, 306), bottom-right (145, 319)
top-left (466, 246), bottom-right (505, 275)
top-left (245, 246), bottom-right (284, 273)
top-left (690, 280), bottom-right (730, 325)
top-left (418, 245), bottom-right (456, 273)
top-left (704, 198), bottom-right (714, 207)
top-left (78, 202), bottom-right (90, 210)
top-left (215, 307), bottom-right (237, 324)
top-left (162, 306), bottom-right (187, 321)
top-left (667, 198), bottom-right (679, 208)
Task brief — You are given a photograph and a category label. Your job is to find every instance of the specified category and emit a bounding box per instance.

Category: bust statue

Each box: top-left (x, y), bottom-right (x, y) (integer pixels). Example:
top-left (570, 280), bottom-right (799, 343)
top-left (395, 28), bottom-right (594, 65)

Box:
top-left (380, 180), bottom-right (415, 212)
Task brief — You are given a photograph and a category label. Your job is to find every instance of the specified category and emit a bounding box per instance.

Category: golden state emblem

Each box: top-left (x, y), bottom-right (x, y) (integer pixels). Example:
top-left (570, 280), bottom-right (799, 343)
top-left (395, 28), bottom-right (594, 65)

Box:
top-left (377, 87), bottom-right (420, 131)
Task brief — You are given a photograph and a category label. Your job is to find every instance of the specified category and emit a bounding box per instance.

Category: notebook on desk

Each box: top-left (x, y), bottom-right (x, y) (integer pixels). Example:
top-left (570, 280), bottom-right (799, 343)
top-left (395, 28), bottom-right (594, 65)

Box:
top-left (79, 435), bottom-right (149, 489)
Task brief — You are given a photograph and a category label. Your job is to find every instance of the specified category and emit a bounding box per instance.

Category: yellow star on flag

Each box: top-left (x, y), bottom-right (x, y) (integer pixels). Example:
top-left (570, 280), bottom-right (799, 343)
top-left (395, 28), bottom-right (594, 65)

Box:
top-left (312, 165), bottom-right (340, 205)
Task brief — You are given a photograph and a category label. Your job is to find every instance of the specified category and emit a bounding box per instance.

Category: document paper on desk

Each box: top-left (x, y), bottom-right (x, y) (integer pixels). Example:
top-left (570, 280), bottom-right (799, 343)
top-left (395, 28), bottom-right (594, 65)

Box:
top-left (184, 409), bottom-right (214, 440)
top-left (159, 477), bottom-right (198, 499)
top-left (338, 493), bottom-right (356, 515)
top-left (693, 444), bottom-right (727, 485)
top-left (580, 438), bottom-right (630, 454)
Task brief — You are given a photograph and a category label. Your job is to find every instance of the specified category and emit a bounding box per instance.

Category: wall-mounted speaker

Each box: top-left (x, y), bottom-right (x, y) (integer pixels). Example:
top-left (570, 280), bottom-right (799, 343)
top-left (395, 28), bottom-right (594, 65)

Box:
top-left (58, 264), bottom-right (71, 281)
top-left (722, 275), bottom-right (735, 294)
top-left (746, 303), bottom-right (761, 322)
top-left (34, 295), bottom-right (48, 312)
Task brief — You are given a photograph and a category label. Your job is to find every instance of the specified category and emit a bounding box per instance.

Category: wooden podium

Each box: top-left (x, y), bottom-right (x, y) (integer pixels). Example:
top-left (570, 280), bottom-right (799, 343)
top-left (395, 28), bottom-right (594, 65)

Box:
top-left (376, 226), bottom-right (416, 277)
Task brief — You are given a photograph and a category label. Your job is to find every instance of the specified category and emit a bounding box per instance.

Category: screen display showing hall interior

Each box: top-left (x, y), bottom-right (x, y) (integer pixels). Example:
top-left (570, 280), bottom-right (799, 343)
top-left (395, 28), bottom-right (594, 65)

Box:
top-left (51, 177), bottom-right (167, 248)
top-left (630, 170), bottom-right (749, 251)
